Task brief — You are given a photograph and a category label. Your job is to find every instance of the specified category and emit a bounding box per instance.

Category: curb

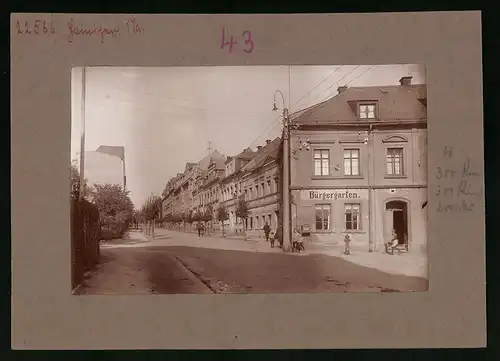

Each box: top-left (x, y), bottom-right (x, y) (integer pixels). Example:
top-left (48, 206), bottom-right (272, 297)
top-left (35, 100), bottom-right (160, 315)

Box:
top-left (172, 255), bottom-right (215, 294)
top-left (71, 283), bottom-right (83, 295)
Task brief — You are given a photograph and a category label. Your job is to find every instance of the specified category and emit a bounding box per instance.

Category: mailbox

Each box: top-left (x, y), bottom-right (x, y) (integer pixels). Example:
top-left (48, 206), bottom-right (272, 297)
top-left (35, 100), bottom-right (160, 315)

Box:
top-left (301, 224), bottom-right (311, 237)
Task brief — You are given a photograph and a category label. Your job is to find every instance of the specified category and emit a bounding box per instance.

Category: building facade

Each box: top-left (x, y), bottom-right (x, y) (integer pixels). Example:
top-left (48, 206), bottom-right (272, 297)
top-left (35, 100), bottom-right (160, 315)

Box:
top-left (161, 150), bottom-right (226, 221)
top-left (83, 145), bottom-right (126, 189)
top-left (219, 147), bottom-right (256, 233)
top-left (289, 76), bottom-right (427, 254)
top-left (160, 139), bottom-right (282, 238)
top-left (239, 138), bottom-right (281, 238)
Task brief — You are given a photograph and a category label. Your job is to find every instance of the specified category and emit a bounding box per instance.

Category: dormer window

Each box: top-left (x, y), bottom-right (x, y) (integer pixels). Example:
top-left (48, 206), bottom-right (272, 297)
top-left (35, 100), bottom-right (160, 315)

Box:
top-left (358, 103), bottom-right (376, 119)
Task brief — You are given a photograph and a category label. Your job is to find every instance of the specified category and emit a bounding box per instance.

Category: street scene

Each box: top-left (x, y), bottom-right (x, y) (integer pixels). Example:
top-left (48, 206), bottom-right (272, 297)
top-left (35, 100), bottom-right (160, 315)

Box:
top-left (70, 65), bottom-right (428, 294)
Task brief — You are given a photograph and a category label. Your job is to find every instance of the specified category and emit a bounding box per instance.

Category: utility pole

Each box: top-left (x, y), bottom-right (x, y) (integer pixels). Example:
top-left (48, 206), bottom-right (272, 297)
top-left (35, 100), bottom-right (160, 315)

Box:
top-left (273, 89), bottom-right (291, 252)
top-left (79, 67), bottom-right (87, 199)
top-left (282, 107), bottom-right (291, 251)
top-left (208, 141), bottom-right (213, 155)
top-left (122, 150), bottom-right (126, 192)
top-left (367, 124), bottom-right (374, 252)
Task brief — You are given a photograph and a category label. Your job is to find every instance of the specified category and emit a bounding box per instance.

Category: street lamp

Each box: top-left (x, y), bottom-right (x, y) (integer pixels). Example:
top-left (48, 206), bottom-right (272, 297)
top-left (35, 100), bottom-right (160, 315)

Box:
top-left (273, 90), bottom-right (291, 252)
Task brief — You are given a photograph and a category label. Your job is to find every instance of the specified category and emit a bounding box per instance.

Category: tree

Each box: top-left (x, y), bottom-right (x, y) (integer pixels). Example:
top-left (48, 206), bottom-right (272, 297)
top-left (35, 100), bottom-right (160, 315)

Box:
top-left (142, 195), bottom-right (161, 222)
top-left (235, 197), bottom-right (249, 234)
top-left (140, 194), bottom-right (162, 236)
top-left (185, 210), bottom-right (194, 232)
top-left (88, 183), bottom-right (134, 223)
top-left (201, 205), bottom-right (214, 234)
top-left (69, 162), bottom-right (88, 199)
top-left (87, 183), bottom-right (134, 239)
top-left (217, 204), bottom-right (229, 237)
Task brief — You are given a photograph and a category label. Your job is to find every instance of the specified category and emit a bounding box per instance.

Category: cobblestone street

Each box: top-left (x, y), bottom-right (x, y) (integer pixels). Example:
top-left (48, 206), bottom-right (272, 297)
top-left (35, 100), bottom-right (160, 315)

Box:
top-left (75, 229), bottom-right (428, 294)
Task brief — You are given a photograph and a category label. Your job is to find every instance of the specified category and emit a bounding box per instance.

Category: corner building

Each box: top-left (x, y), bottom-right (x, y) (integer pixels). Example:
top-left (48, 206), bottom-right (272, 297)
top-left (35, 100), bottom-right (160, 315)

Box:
top-left (289, 76), bottom-right (427, 254)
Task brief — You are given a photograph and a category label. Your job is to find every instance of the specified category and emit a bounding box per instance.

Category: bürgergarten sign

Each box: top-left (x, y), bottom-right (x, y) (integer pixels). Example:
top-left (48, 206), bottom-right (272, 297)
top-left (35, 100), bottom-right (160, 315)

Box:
top-left (300, 189), bottom-right (368, 201)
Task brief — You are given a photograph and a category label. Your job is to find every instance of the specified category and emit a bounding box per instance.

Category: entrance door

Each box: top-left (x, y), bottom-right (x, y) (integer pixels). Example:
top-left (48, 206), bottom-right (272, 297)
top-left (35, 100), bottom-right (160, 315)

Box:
top-left (385, 201), bottom-right (409, 245)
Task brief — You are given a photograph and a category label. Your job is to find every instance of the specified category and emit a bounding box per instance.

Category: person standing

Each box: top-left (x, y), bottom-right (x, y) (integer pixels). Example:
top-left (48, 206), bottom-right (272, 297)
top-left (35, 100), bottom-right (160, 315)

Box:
top-left (263, 222), bottom-right (271, 242)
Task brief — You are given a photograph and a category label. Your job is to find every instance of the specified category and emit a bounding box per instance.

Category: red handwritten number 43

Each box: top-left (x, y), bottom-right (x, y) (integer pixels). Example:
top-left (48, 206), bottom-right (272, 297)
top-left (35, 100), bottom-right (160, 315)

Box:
top-left (16, 20), bottom-right (55, 35)
top-left (221, 28), bottom-right (254, 54)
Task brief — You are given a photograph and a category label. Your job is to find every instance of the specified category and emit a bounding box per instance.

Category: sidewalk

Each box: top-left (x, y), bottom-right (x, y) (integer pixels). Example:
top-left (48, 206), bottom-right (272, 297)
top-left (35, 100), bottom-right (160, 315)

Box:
top-left (149, 228), bottom-right (428, 279)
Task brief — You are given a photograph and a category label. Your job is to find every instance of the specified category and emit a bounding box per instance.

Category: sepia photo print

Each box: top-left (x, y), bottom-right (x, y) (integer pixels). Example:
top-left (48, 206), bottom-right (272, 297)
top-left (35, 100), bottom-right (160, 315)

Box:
top-left (70, 64), bottom-right (428, 295)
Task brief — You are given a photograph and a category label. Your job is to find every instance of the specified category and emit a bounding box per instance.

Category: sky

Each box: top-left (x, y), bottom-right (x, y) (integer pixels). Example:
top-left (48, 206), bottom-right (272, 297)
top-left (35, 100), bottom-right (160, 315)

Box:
top-left (71, 64), bottom-right (426, 207)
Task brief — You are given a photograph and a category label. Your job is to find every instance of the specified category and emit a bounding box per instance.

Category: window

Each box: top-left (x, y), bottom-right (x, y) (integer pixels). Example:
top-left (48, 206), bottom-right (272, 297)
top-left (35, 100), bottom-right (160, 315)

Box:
top-left (343, 149), bottom-right (360, 176)
top-left (314, 150), bottom-right (330, 176)
top-left (315, 204), bottom-right (330, 231)
top-left (359, 104), bottom-right (375, 119)
top-left (267, 180), bottom-right (272, 194)
top-left (261, 183), bottom-right (265, 196)
top-left (345, 204), bottom-right (361, 230)
top-left (250, 217), bottom-right (253, 229)
top-left (387, 148), bottom-right (404, 175)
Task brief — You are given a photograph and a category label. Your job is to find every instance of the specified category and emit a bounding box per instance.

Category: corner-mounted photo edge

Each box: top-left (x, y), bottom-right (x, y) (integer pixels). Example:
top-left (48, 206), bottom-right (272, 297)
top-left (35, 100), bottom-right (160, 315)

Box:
top-left (10, 12), bottom-right (485, 350)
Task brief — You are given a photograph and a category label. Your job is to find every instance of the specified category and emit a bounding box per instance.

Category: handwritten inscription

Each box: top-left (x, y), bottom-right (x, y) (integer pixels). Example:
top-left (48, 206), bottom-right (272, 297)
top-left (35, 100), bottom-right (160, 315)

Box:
top-left (68, 18), bottom-right (121, 43)
top-left (16, 20), bottom-right (56, 35)
top-left (221, 27), bottom-right (254, 54)
top-left (435, 146), bottom-right (482, 213)
top-left (15, 17), bottom-right (144, 43)
top-left (125, 18), bottom-right (144, 35)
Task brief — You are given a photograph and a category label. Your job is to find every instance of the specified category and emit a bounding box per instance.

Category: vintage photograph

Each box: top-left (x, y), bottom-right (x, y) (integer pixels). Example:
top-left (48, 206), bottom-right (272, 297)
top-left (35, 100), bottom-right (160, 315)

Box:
top-left (70, 64), bottom-right (428, 295)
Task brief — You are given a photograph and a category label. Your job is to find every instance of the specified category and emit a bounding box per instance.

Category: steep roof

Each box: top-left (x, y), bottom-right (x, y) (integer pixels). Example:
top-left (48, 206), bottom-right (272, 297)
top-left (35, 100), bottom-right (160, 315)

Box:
top-left (95, 145), bottom-right (125, 161)
top-left (209, 152), bottom-right (226, 170)
top-left (292, 83), bottom-right (427, 124)
top-left (197, 150), bottom-right (224, 170)
top-left (184, 162), bottom-right (197, 172)
top-left (241, 137), bottom-right (281, 175)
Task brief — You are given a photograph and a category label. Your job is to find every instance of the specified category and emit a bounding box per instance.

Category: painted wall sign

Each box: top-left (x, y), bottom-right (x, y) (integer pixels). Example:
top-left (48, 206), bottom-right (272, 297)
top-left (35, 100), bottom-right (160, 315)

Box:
top-left (300, 189), bottom-right (368, 201)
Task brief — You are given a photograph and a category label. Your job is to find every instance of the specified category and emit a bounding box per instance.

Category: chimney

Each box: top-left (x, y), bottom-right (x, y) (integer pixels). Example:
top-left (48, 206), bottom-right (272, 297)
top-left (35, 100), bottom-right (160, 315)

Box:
top-left (257, 146), bottom-right (262, 151)
top-left (337, 85), bottom-right (348, 93)
top-left (399, 76), bottom-right (412, 86)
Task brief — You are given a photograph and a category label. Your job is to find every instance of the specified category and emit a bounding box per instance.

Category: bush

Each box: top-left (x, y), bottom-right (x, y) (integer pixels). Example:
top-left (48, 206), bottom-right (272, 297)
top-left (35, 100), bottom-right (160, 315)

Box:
top-left (100, 220), bottom-right (127, 240)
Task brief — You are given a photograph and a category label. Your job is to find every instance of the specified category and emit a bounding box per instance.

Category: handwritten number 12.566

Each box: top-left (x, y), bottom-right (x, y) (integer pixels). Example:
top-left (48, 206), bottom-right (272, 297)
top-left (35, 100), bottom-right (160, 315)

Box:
top-left (221, 27), bottom-right (254, 54)
top-left (16, 20), bottom-right (55, 35)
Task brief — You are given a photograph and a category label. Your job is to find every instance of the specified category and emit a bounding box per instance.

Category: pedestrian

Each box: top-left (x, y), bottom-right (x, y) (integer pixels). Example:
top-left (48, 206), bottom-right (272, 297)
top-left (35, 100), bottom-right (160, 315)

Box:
top-left (197, 222), bottom-right (202, 237)
top-left (275, 224), bottom-right (283, 248)
top-left (263, 222), bottom-right (271, 242)
top-left (384, 230), bottom-right (398, 254)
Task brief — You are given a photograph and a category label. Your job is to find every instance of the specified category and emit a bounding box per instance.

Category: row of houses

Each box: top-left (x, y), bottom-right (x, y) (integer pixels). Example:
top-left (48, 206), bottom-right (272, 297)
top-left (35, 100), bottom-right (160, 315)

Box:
top-left (160, 76), bottom-right (428, 254)
top-left (160, 137), bottom-right (282, 238)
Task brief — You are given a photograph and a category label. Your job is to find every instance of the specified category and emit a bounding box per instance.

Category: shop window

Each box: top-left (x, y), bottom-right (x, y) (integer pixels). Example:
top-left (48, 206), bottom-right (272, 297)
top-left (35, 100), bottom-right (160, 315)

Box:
top-left (343, 149), bottom-right (360, 176)
top-left (386, 148), bottom-right (404, 175)
top-left (345, 203), bottom-right (361, 230)
top-left (314, 149), bottom-right (330, 176)
top-left (315, 204), bottom-right (330, 231)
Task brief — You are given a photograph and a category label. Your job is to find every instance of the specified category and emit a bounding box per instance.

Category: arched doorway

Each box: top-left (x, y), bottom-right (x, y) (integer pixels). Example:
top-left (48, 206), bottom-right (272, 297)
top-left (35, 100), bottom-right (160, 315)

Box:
top-left (384, 200), bottom-right (409, 245)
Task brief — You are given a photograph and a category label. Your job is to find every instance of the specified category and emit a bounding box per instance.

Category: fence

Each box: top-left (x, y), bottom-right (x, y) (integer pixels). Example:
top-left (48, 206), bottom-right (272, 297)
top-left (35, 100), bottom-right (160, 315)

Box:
top-left (71, 197), bottom-right (101, 291)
